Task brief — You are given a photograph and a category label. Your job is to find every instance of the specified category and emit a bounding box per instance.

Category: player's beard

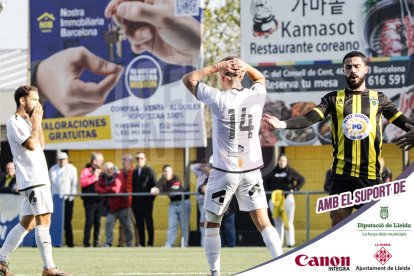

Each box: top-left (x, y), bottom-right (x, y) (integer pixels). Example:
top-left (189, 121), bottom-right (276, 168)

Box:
top-left (345, 73), bottom-right (365, 90)
top-left (26, 105), bottom-right (35, 117)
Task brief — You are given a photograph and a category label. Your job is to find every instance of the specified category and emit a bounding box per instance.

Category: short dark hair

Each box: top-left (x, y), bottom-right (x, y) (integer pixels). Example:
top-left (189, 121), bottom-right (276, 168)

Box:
top-left (162, 164), bottom-right (172, 171)
top-left (220, 56), bottom-right (237, 62)
top-left (14, 85), bottom-right (38, 107)
top-left (342, 51), bottom-right (367, 65)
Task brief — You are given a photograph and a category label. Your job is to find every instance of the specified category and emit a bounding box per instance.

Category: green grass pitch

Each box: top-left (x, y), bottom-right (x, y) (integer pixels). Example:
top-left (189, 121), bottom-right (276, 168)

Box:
top-left (6, 247), bottom-right (281, 275)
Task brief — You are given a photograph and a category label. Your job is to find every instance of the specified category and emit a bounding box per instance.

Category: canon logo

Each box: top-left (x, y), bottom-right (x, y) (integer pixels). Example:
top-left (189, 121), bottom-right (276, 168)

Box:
top-left (295, 254), bottom-right (351, 267)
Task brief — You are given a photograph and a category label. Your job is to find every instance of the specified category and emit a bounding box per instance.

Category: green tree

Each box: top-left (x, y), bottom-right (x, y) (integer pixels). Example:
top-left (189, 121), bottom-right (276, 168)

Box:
top-left (202, 0), bottom-right (240, 84)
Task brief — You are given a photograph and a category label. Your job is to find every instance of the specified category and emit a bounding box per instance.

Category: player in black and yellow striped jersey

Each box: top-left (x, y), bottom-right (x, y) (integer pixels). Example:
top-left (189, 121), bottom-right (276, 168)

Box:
top-left (262, 51), bottom-right (414, 227)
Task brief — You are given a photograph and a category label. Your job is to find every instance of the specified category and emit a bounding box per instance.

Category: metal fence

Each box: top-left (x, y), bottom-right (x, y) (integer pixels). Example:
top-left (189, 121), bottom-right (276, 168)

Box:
top-left (66, 190), bottom-right (329, 247)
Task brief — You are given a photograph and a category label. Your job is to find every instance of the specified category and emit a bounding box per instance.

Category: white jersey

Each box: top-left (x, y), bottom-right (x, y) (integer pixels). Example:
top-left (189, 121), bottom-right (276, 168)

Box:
top-left (196, 82), bottom-right (266, 172)
top-left (6, 114), bottom-right (50, 190)
top-left (49, 163), bottom-right (78, 201)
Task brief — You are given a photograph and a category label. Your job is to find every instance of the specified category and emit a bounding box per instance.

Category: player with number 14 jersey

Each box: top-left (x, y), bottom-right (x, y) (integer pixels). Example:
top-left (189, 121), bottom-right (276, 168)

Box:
top-left (196, 82), bottom-right (265, 173)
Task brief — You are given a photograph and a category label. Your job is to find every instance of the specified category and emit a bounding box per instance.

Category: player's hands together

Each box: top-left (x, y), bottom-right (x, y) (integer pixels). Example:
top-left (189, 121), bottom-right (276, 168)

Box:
top-left (216, 58), bottom-right (246, 79)
top-left (36, 46), bottom-right (124, 117)
top-left (262, 113), bottom-right (287, 129)
top-left (104, 0), bottom-right (201, 66)
top-left (229, 58), bottom-right (248, 79)
top-left (29, 103), bottom-right (44, 128)
top-left (395, 123), bottom-right (414, 150)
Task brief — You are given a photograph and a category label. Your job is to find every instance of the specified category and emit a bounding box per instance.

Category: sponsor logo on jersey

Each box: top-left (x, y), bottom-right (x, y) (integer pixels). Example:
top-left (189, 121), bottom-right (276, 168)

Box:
top-left (342, 113), bottom-right (371, 140)
top-left (227, 145), bottom-right (245, 157)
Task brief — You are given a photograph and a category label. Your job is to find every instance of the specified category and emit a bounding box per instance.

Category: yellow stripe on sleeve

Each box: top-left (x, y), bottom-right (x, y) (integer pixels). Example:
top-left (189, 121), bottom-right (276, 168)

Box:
top-left (388, 111), bottom-right (402, 123)
top-left (313, 108), bottom-right (325, 120)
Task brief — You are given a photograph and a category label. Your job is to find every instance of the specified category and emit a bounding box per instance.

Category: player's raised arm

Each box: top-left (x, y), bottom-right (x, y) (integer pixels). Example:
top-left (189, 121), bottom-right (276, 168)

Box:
top-left (182, 58), bottom-right (243, 96)
top-left (182, 65), bottom-right (219, 96)
top-left (241, 60), bottom-right (265, 86)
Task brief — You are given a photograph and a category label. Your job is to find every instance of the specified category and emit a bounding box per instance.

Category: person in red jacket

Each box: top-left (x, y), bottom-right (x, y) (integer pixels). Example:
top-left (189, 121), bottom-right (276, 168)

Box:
top-left (80, 152), bottom-right (104, 247)
top-left (95, 162), bottom-right (134, 247)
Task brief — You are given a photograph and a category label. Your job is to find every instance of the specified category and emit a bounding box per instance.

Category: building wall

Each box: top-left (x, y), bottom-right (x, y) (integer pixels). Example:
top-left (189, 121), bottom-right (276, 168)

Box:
top-left (67, 147), bottom-right (198, 247)
top-left (65, 144), bottom-right (413, 247)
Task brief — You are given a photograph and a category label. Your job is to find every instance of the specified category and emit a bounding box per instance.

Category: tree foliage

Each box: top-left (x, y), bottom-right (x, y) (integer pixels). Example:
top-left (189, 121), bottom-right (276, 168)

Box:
top-left (202, 0), bottom-right (240, 84)
top-left (201, 1), bottom-right (241, 137)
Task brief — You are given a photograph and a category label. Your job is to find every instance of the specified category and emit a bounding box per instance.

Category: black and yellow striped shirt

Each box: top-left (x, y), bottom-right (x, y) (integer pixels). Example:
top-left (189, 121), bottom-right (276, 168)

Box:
top-left (313, 89), bottom-right (402, 180)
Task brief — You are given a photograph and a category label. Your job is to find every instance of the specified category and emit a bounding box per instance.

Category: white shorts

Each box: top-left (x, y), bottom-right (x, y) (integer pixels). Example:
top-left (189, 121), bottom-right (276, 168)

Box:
top-left (204, 169), bottom-right (267, 216)
top-left (19, 185), bottom-right (54, 216)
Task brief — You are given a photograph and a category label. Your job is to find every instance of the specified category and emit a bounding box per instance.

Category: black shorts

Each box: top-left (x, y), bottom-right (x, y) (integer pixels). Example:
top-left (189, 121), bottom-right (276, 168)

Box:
top-left (328, 174), bottom-right (382, 209)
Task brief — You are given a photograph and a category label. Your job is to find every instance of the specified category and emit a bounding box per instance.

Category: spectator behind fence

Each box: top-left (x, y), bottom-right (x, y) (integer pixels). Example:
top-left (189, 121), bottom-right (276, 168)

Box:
top-left (118, 154), bottom-right (139, 247)
top-left (264, 154), bottom-right (305, 248)
top-left (0, 162), bottom-right (18, 194)
top-left (80, 152), bottom-right (104, 247)
top-left (157, 165), bottom-right (191, 248)
top-left (190, 159), bottom-right (212, 247)
top-left (95, 162), bottom-right (134, 247)
top-left (49, 152), bottom-right (78, 247)
top-left (380, 157), bottom-right (393, 182)
top-left (132, 152), bottom-right (158, 247)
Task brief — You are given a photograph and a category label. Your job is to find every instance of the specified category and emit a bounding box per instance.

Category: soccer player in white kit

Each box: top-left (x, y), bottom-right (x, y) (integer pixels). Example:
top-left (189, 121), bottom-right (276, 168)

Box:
top-left (0, 85), bottom-right (71, 276)
top-left (182, 57), bottom-right (283, 276)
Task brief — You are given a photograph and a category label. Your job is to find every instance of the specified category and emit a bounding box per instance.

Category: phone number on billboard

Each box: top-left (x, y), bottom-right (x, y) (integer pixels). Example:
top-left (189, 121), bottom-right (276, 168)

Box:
top-left (367, 74), bottom-right (406, 87)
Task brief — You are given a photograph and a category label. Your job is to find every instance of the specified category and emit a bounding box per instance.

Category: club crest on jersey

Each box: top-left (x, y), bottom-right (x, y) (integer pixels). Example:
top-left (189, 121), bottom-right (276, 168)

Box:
top-left (336, 98), bottom-right (344, 105)
top-left (342, 113), bottom-right (371, 140)
top-left (369, 96), bottom-right (379, 106)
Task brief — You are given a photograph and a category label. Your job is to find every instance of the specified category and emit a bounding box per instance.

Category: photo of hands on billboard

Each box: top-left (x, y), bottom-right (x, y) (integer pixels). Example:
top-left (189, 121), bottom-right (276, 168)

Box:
top-left (242, 0), bottom-right (414, 146)
top-left (30, 0), bottom-right (204, 149)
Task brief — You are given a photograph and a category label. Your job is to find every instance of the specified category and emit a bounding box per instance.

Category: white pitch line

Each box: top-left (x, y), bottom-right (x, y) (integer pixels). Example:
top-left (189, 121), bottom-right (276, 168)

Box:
top-left (16, 273), bottom-right (235, 276)
top-left (114, 273), bottom-right (210, 275)
top-left (114, 273), bottom-right (235, 275)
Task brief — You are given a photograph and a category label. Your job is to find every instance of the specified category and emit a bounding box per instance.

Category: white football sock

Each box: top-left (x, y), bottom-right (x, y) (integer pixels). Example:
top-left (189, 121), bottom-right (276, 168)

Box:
top-left (35, 225), bottom-right (55, 269)
top-left (204, 227), bottom-right (221, 276)
top-left (261, 226), bottom-right (283, 258)
top-left (0, 223), bottom-right (28, 262)
top-left (200, 226), bottom-right (205, 247)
